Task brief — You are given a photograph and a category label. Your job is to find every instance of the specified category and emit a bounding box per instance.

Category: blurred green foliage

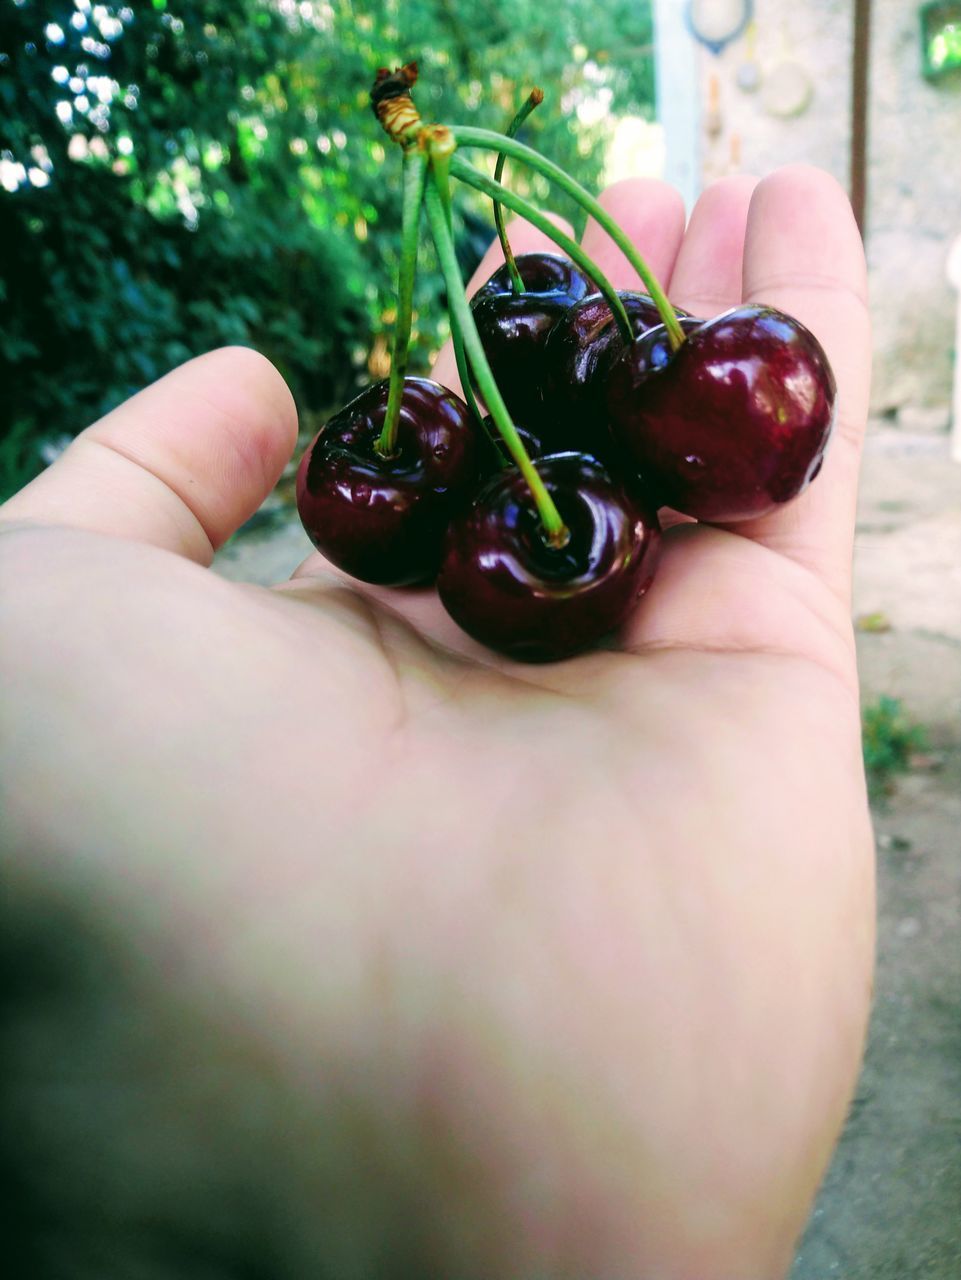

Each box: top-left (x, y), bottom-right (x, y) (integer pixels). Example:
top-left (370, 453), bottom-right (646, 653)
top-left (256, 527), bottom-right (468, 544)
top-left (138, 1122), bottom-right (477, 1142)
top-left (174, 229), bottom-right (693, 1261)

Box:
top-left (862, 695), bottom-right (928, 801)
top-left (1, 0), bottom-right (654, 496)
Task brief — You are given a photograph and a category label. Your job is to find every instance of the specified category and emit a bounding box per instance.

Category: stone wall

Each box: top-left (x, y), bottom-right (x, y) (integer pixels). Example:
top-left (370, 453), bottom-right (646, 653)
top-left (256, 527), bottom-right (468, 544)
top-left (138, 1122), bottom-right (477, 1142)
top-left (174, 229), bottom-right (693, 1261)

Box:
top-left (693, 0), bottom-right (961, 418)
top-left (867, 0), bottom-right (960, 416)
top-left (697, 0), bottom-right (851, 190)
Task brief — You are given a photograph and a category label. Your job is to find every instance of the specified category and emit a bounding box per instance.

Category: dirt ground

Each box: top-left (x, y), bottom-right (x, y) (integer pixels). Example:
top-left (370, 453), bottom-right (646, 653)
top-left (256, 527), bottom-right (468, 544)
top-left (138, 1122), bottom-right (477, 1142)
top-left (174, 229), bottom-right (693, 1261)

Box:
top-left (791, 429), bottom-right (961, 1279)
top-left (214, 425), bottom-right (961, 1277)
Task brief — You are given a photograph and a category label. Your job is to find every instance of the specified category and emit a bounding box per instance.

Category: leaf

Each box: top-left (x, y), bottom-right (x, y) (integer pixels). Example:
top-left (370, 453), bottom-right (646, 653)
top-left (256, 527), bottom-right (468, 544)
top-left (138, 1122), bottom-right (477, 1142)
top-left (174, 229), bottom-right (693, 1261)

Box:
top-left (855, 611), bottom-right (892, 633)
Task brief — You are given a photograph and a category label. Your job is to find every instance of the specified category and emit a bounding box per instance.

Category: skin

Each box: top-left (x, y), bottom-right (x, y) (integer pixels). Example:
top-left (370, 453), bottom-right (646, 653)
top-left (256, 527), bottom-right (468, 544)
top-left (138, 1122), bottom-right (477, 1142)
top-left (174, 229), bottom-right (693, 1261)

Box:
top-left (0, 166), bottom-right (873, 1278)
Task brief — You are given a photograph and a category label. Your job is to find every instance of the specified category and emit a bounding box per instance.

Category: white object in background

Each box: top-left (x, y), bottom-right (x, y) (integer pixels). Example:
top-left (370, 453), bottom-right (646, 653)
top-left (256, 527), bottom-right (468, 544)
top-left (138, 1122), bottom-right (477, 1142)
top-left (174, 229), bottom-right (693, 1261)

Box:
top-left (761, 20), bottom-right (813, 119)
top-left (735, 20), bottom-right (762, 93)
top-left (686, 0), bottom-right (753, 55)
top-left (653, 0), bottom-right (702, 214)
top-left (761, 57), bottom-right (813, 118)
top-left (948, 233), bottom-right (961, 463)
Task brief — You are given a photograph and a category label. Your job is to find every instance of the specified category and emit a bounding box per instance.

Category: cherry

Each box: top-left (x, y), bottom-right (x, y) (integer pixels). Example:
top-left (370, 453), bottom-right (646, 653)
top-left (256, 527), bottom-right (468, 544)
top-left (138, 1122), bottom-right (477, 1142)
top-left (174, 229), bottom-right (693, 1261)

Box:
top-left (622, 312), bottom-right (703, 377)
top-left (469, 252), bottom-right (592, 425)
top-left (437, 452), bottom-right (661, 662)
top-left (542, 292), bottom-right (694, 455)
top-left (471, 251), bottom-right (592, 305)
top-left (296, 377), bottom-right (477, 585)
top-left (478, 414), bottom-right (543, 478)
top-left (606, 305), bottom-right (837, 523)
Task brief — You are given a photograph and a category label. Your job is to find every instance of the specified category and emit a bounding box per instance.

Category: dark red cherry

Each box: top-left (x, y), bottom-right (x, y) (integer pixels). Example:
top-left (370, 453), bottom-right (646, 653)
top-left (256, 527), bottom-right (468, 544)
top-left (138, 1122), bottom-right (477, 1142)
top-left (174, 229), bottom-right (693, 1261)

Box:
top-left (621, 313), bottom-right (704, 377)
top-left (470, 252), bottom-right (592, 425)
top-left (606, 305), bottom-right (837, 523)
top-left (437, 453), bottom-right (661, 662)
top-left (478, 414), bottom-right (544, 478)
top-left (296, 377), bottom-right (477, 585)
top-left (542, 292), bottom-right (692, 455)
top-left (471, 252), bottom-right (592, 306)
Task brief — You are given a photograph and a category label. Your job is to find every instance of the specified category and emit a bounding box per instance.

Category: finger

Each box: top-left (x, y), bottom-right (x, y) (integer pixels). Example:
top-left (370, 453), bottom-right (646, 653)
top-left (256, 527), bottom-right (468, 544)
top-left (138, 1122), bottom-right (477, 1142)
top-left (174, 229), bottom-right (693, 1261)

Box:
top-left (431, 212), bottom-right (573, 393)
top-left (667, 174), bottom-right (758, 317)
top-left (734, 165), bottom-right (871, 602)
top-left (0, 347), bottom-right (298, 565)
top-left (580, 177), bottom-right (687, 294)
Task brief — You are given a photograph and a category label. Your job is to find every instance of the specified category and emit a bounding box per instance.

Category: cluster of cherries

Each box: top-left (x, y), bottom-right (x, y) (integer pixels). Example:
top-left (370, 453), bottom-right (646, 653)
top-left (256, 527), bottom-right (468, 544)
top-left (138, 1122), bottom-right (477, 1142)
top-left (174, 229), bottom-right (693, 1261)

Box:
top-left (296, 68), bottom-right (837, 662)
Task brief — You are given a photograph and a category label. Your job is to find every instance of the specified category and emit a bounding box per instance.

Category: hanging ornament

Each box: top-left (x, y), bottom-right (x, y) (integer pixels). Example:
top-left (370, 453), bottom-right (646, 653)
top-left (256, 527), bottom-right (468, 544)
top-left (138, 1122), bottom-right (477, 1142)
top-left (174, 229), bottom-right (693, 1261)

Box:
top-left (728, 132), bottom-right (743, 172)
top-left (761, 22), bottom-right (814, 117)
top-left (686, 0), bottom-right (754, 56)
top-left (735, 20), bottom-right (762, 92)
top-left (704, 72), bottom-right (723, 138)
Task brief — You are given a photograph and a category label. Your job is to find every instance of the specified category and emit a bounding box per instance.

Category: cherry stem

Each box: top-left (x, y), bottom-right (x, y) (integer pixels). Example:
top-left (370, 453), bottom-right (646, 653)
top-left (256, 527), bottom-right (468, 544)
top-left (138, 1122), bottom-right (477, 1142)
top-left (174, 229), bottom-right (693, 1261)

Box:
top-left (376, 147), bottom-right (428, 458)
top-left (448, 294), bottom-right (488, 437)
top-left (450, 154), bottom-right (634, 346)
top-left (435, 171), bottom-right (501, 463)
top-left (494, 88), bottom-right (543, 295)
top-left (450, 125), bottom-right (686, 350)
top-left (425, 144), bottom-right (568, 546)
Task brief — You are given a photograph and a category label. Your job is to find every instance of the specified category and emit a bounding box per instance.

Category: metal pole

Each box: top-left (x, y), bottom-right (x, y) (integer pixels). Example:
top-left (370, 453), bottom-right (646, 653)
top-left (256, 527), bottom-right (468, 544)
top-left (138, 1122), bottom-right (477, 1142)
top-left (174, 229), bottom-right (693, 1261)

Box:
top-left (851, 0), bottom-right (872, 232)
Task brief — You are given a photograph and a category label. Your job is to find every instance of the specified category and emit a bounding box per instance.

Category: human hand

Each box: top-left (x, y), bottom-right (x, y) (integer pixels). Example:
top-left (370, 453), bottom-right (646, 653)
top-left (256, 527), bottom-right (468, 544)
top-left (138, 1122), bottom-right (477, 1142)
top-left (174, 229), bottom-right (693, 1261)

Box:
top-left (0, 166), bottom-right (873, 1278)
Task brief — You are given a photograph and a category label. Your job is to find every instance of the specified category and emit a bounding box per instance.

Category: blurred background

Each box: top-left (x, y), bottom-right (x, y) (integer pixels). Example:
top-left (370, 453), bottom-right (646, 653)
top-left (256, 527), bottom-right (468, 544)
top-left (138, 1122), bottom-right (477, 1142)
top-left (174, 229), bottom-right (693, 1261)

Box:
top-left (3, 1), bottom-right (960, 484)
top-left (1, 2), bottom-right (959, 1277)
top-left (1, 0), bottom-right (658, 493)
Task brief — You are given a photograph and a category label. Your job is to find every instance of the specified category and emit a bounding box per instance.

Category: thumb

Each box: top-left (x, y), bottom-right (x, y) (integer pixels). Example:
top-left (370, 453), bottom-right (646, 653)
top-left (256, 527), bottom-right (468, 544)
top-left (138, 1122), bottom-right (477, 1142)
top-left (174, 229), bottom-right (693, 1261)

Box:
top-left (0, 347), bottom-right (298, 565)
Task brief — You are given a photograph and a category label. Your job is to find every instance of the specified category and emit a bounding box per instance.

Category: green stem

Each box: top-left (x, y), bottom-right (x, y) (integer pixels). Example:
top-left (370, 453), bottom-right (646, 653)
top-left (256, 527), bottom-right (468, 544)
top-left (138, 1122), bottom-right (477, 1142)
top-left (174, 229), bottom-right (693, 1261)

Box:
top-left (425, 161), bottom-right (568, 546)
top-left (494, 88), bottom-right (543, 294)
top-left (434, 165), bottom-right (486, 431)
top-left (450, 154), bottom-right (634, 346)
top-left (376, 148), bottom-right (429, 457)
top-left (451, 125), bottom-right (685, 350)
top-left (440, 220), bottom-right (502, 468)
top-left (448, 299), bottom-right (489, 433)
top-left (446, 296), bottom-right (504, 467)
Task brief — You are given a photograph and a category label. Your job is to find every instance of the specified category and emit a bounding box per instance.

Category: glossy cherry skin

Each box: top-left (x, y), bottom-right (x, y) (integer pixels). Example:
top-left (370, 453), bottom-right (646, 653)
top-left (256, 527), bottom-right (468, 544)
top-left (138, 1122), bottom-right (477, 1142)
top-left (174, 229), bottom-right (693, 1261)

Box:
top-left (478, 414), bottom-right (543, 478)
top-left (542, 292), bottom-right (692, 456)
top-left (471, 252), bottom-right (592, 305)
top-left (437, 453), bottom-right (661, 662)
top-left (624, 313), bottom-right (704, 377)
top-left (606, 305), bottom-right (837, 523)
top-left (470, 252), bottom-right (592, 426)
top-left (296, 378), bottom-right (477, 585)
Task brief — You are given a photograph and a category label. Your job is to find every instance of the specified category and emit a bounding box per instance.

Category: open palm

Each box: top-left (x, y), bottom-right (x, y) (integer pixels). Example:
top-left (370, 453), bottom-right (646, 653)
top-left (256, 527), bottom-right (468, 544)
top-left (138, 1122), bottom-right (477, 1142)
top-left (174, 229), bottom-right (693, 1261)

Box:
top-left (1, 166), bottom-right (873, 1278)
